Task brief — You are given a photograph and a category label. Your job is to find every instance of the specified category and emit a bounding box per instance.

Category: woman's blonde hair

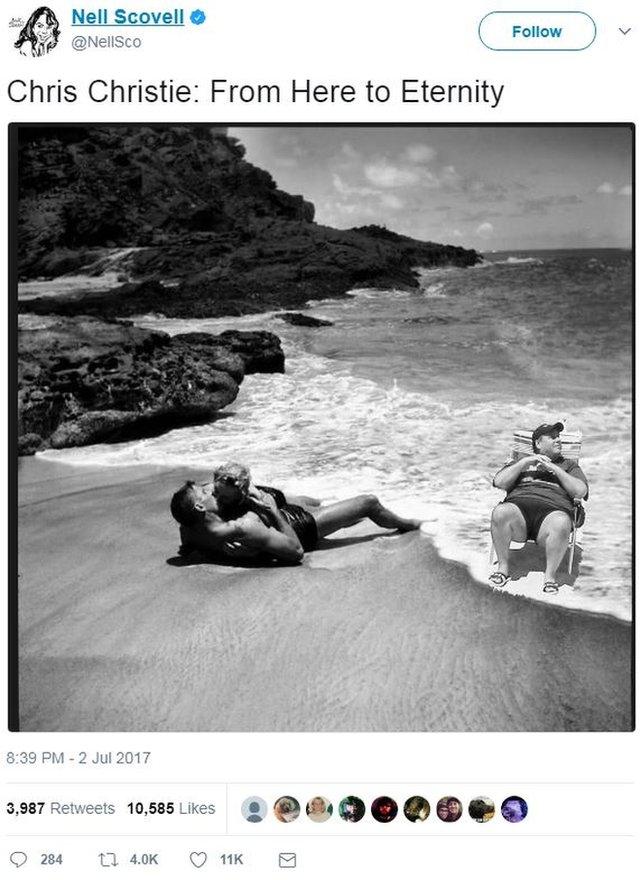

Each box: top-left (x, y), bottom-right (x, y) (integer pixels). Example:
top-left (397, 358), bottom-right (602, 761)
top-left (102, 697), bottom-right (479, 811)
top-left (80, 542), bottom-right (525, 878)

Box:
top-left (213, 462), bottom-right (251, 495)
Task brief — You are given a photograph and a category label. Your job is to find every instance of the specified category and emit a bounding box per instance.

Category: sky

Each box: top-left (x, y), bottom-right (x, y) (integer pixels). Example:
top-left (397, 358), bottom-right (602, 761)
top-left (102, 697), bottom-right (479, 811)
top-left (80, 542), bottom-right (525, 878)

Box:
top-left (228, 126), bottom-right (632, 251)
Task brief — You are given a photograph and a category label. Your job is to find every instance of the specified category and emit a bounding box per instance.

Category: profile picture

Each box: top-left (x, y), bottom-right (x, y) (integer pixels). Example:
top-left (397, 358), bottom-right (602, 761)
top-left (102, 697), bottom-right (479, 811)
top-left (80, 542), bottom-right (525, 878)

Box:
top-left (436, 796), bottom-right (463, 822)
top-left (273, 796), bottom-right (301, 823)
top-left (501, 796), bottom-right (528, 823)
top-left (338, 796), bottom-right (366, 823)
top-left (371, 796), bottom-right (398, 823)
top-left (14, 6), bottom-right (60, 56)
top-left (241, 796), bottom-right (267, 823)
top-left (306, 795), bottom-right (333, 823)
top-left (403, 795), bottom-right (431, 822)
top-left (468, 796), bottom-right (495, 823)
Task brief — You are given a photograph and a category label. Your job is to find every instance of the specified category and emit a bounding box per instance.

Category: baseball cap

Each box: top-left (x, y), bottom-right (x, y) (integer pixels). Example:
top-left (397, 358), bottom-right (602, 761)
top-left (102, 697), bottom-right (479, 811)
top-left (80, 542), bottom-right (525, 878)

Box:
top-left (531, 422), bottom-right (564, 448)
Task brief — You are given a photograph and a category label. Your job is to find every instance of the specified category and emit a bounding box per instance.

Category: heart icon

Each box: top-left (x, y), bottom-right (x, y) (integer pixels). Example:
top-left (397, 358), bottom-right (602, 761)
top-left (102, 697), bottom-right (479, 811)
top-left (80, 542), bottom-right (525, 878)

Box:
top-left (189, 852), bottom-right (207, 868)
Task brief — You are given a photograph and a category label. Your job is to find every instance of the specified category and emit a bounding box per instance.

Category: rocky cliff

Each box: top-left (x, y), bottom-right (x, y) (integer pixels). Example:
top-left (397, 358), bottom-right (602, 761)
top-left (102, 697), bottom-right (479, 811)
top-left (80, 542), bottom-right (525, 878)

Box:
top-left (17, 125), bottom-right (314, 278)
top-left (17, 126), bottom-right (480, 318)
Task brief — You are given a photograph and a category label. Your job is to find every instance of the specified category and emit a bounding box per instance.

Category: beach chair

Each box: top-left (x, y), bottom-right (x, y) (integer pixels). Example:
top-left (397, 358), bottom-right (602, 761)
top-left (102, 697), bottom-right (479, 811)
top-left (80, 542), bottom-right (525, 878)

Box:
top-left (489, 429), bottom-right (584, 574)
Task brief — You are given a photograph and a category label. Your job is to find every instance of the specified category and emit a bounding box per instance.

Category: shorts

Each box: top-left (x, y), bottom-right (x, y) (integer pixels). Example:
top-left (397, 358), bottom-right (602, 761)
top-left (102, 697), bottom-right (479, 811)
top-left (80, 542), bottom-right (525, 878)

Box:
top-left (279, 504), bottom-right (319, 551)
top-left (503, 497), bottom-right (573, 541)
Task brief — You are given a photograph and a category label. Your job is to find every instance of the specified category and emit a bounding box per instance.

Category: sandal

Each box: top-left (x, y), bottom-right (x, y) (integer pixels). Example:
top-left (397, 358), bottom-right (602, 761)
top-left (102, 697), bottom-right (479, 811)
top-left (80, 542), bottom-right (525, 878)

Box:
top-left (488, 571), bottom-right (511, 588)
top-left (543, 581), bottom-right (560, 594)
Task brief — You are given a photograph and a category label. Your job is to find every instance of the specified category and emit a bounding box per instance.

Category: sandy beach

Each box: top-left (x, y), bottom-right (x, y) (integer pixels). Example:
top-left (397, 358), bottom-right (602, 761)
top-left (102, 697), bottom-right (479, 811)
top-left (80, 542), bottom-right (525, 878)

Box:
top-left (16, 457), bottom-right (632, 732)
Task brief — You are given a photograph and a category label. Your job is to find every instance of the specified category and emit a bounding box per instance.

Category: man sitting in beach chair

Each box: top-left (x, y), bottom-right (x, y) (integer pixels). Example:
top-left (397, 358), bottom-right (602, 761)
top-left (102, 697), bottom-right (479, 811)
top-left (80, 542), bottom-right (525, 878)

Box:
top-left (170, 462), bottom-right (422, 564)
top-left (489, 422), bottom-right (588, 594)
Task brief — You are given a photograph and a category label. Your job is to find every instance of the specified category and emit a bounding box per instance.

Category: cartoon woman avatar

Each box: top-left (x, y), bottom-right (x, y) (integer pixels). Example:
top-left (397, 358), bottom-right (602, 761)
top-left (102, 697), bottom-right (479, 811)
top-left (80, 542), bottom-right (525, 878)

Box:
top-left (15, 7), bottom-right (60, 57)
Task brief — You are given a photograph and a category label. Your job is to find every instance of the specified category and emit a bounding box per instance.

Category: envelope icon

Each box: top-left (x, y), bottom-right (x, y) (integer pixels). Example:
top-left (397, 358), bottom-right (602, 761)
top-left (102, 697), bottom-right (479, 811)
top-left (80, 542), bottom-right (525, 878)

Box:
top-left (279, 852), bottom-right (297, 869)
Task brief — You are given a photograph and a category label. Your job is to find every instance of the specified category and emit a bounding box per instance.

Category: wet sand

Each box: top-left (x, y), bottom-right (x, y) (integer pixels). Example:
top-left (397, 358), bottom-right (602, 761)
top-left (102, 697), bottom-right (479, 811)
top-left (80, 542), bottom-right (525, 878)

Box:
top-left (17, 458), bottom-right (632, 731)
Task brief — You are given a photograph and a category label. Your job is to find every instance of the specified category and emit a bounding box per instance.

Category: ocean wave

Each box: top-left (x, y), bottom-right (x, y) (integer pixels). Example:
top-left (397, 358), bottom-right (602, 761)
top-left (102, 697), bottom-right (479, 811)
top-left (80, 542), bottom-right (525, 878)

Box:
top-left (421, 281), bottom-right (447, 298)
top-left (131, 310), bottom-right (285, 336)
top-left (492, 256), bottom-right (544, 266)
top-left (40, 331), bottom-right (632, 622)
top-left (306, 295), bottom-right (354, 308)
top-left (348, 287), bottom-right (413, 301)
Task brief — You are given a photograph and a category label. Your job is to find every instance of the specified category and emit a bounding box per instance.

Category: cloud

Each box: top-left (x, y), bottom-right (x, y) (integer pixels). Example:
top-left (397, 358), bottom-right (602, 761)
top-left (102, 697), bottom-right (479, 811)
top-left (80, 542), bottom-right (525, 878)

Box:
top-left (596, 182), bottom-right (631, 197)
top-left (340, 142), bottom-right (360, 161)
top-left (275, 133), bottom-right (308, 160)
top-left (404, 144), bottom-right (437, 164)
top-left (321, 200), bottom-right (377, 221)
top-left (476, 222), bottom-right (494, 239)
top-left (461, 178), bottom-right (508, 202)
top-left (381, 193), bottom-right (404, 210)
top-left (441, 165), bottom-right (459, 182)
top-left (519, 194), bottom-right (581, 215)
top-left (364, 160), bottom-right (422, 188)
top-left (332, 173), bottom-right (377, 198)
top-left (359, 155), bottom-right (511, 203)
top-left (273, 155), bottom-right (303, 169)
top-left (332, 173), bottom-right (402, 212)
top-left (452, 229), bottom-right (463, 238)
top-left (461, 208), bottom-right (503, 222)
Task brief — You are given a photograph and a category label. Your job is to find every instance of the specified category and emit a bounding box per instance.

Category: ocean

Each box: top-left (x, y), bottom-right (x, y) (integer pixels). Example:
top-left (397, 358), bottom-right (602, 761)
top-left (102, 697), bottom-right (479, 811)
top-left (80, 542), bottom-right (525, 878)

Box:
top-left (38, 249), bottom-right (633, 621)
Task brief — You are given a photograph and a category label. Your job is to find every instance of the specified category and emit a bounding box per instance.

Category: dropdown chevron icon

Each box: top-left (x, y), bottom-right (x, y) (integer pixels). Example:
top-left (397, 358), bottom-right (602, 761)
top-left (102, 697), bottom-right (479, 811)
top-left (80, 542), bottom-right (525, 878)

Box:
top-left (618, 27), bottom-right (631, 35)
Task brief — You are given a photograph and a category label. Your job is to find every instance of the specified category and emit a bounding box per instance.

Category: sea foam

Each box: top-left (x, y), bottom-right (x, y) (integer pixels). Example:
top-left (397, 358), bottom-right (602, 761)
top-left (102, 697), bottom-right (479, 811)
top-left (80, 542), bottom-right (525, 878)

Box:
top-left (40, 309), bottom-right (631, 622)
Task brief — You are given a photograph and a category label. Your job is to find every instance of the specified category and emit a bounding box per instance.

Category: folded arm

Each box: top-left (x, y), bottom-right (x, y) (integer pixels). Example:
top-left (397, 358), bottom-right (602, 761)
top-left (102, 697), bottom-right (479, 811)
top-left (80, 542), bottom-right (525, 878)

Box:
top-left (493, 455), bottom-right (588, 500)
top-left (244, 495), bottom-right (305, 562)
top-left (493, 455), bottom-right (538, 491)
top-left (240, 515), bottom-right (304, 563)
top-left (544, 463), bottom-right (588, 500)
top-left (180, 518), bottom-right (248, 555)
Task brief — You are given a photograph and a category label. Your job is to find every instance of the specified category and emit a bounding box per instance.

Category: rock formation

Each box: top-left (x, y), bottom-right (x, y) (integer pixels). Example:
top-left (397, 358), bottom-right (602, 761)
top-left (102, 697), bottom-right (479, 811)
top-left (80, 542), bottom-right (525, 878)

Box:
top-left (276, 312), bottom-right (334, 327)
top-left (18, 315), bottom-right (284, 454)
top-left (17, 126), bottom-right (481, 320)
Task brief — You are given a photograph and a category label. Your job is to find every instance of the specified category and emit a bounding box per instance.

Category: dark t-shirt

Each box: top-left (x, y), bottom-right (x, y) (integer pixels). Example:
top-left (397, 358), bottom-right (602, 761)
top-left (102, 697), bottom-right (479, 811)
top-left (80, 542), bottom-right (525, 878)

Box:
top-left (499, 455), bottom-right (588, 516)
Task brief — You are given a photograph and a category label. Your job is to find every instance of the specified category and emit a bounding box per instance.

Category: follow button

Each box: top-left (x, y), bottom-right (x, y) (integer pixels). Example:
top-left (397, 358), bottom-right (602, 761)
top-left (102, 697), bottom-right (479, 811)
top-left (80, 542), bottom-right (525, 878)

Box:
top-left (479, 11), bottom-right (596, 50)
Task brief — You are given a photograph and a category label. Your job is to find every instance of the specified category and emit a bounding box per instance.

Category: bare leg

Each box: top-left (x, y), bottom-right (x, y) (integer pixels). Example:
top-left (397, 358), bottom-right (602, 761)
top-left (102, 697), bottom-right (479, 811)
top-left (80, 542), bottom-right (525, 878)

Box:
top-left (536, 511), bottom-right (572, 582)
top-left (313, 494), bottom-right (421, 539)
top-left (491, 502), bottom-right (527, 576)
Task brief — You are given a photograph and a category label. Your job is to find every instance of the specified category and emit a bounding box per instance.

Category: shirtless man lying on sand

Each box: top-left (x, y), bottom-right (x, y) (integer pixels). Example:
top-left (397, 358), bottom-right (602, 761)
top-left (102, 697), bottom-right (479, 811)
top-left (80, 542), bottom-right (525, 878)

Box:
top-left (170, 462), bottom-right (421, 564)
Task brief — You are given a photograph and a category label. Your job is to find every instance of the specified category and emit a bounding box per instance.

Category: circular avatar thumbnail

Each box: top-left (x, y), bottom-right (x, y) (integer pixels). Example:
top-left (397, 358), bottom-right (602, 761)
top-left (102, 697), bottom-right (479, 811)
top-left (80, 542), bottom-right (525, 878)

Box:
top-left (468, 797), bottom-right (495, 823)
top-left (403, 795), bottom-right (431, 822)
top-left (436, 796), bottom-right (463, 822)
top-left (273, 796), bottom-right (301, 823)
top-left (371, 796), bottom-right (398, 823)
top-left (338, 796), bottom-right (366, 823)
top-left (306, 796), bottom-right (333, 823)
top-left (241, 796), bottom-right (267, 823)
top-left (501, 795), bottom-right (528, 823)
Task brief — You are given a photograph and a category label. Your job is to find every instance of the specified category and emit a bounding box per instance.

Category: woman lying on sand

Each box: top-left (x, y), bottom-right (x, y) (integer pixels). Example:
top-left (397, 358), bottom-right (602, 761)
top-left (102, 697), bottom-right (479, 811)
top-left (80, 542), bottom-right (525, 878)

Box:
top-left (170, 462), bottom-right (421, 564)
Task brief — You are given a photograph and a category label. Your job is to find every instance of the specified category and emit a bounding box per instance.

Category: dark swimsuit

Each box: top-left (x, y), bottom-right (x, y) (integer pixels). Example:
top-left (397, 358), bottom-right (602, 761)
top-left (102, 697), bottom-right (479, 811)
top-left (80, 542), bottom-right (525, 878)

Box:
top-left (255, 485), bottom-right (319, 552)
